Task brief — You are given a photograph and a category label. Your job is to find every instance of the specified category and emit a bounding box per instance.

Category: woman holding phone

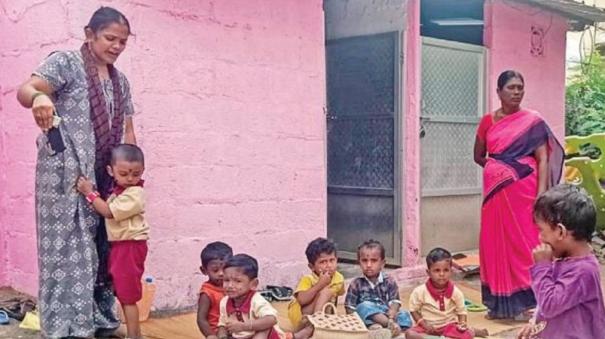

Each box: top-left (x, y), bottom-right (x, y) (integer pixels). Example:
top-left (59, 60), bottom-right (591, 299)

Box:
top-left (17, 6), bottom-right (137, 338)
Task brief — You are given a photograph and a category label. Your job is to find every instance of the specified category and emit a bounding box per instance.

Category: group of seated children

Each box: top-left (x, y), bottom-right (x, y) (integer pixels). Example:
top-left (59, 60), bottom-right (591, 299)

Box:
top-left (196, 237), bottom-right (488, 339)
top-left (78, 144), bottom-right (605, 339)
top-left (196, 185), bottom-right (605, 339)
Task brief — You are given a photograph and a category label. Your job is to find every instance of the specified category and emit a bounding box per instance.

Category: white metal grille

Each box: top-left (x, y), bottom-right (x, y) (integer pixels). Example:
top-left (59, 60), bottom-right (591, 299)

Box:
top-left (420, 37), bottom-right (485, 196)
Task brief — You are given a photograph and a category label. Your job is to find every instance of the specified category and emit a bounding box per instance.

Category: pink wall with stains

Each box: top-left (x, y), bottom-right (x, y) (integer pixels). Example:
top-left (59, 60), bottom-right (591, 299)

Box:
top-left (0, 0), bottom-right (570, 311)
top-left (0, 0), bottom-right (326, 310)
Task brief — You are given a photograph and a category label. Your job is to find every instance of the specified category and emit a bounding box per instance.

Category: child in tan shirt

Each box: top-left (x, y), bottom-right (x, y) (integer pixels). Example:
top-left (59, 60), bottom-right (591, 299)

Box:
top-left (407, 248), bottom-right (487, 339)
top-left (77, 143), bottom-right (148, 339)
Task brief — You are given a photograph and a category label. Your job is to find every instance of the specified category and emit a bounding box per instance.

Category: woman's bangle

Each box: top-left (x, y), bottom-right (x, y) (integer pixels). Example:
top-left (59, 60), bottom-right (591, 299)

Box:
top-left (85, 191), bottom-right (100, 203)
top-left (31, 91), bottom-right (47, 104)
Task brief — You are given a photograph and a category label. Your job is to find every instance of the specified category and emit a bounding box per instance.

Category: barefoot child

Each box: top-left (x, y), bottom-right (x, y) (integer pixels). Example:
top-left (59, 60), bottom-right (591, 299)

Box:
top-left (345, 240), bottom-right (412, 338)
top-left (517, 184), bottom-right (605, 338)
top-left (407, 248), bottom-right (488, 339)
top-left (197, 242), bottom-right (233, 338)
top-left (287, 237), bottom-right (345, 338)
top-left (76, 144), bottom-right (148, 339)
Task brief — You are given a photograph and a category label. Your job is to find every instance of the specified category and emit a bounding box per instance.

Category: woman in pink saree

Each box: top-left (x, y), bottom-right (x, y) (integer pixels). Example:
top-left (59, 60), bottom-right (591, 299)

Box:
top-left (473, 70), bottom-right (564, 319)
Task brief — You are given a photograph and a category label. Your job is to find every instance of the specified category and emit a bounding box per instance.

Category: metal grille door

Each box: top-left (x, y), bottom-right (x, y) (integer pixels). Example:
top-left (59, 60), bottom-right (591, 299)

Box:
top-left (326, 32), bottom-right (401, 263)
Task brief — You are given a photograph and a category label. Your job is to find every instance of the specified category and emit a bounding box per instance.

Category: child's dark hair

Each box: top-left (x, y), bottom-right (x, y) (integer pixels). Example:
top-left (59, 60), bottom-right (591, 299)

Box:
top-left (426, 247), bottom-right (452, 268)
top-left (533, 184), bottom-right (596, 242)
top-left (200, 241), bottom-right (233, 268)
top-left (357, 239), bottom-right (386, 260)
top-left (111, 144), bottom-right (144, 166)
top-left (224, 254), bottom-right (258, 279)
top-left (87, 6), bottom-right (131, 34)
top-left (305, 237), bottom-right (337, 264)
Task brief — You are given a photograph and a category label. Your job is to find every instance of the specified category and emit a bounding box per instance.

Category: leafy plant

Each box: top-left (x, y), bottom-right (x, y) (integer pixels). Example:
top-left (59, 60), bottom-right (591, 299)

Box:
top-left (566, 51), bottom-right (605, 136)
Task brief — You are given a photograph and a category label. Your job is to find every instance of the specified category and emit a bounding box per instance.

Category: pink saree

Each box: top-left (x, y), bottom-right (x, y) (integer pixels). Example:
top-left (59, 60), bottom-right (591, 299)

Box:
top-left (478, 109), bottom-right (563, 319)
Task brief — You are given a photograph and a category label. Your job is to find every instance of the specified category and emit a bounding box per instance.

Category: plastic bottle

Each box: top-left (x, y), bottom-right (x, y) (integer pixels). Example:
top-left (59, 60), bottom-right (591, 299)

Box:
top-left (138, 276), bottom-right (156, 322)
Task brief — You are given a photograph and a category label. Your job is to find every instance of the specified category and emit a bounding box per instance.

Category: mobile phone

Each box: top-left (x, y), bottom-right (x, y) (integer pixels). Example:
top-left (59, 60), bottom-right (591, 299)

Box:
top-left (47, 127), bottom-right (66, 153)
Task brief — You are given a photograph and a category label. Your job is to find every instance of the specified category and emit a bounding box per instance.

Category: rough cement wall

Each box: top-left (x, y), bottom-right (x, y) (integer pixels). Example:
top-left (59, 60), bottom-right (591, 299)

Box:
top-left (0, 0), bottom-right (326, 310)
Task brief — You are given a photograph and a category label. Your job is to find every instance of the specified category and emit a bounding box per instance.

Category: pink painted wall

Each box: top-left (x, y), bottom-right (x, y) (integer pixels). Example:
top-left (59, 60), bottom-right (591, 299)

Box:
top-left (0, 0), bottom-right (326, 310)
top-left (0, 0), bottom-right (571, 307)
top-left (401, 0), bottom-right (423, 270)
top-left (391, 0), bottom-right (426, 282)
top-left (485, 0), bottom-right (568, 139)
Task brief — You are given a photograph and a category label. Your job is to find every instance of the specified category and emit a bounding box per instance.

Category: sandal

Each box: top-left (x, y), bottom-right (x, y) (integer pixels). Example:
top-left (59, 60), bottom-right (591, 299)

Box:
top-left (0, 310), bottom-right (9, 325)
top-left (259, 290), bottom-right (275, 302)
top-left (265, 285), bottom-right (293, 301)
top-left (465, 299), bottom-right (488, 312)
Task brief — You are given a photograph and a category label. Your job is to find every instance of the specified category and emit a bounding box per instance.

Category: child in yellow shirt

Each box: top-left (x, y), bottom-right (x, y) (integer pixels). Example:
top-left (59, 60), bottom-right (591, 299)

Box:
top-left (287, 238), bottom-right (344, 338)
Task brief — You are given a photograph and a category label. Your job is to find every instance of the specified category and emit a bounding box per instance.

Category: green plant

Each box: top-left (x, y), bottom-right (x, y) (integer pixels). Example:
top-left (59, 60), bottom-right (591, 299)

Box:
top-left (566, 51), bottom-right (605, 136)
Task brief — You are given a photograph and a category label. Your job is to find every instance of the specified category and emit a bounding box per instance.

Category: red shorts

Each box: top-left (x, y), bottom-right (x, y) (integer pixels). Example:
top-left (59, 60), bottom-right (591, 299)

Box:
top-left (109, 240), bottom-right (148, 305)
top-left (410, 323), bottom-right (473, 339)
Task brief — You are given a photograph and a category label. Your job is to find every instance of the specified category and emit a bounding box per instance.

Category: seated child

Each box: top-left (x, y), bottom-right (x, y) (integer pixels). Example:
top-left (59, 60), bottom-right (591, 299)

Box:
top-left (407, 248), bottom-right (488, 339)
top-left (345, 239), bottom-right (412, 338)
top-left (197, 241), bottom-right (233, 338)
top-left (217, 254), bottom-right (284, 339)
top-left (517, 184), bottom-right (605, 339)
top-left (76, 144), bottom-right (148, 339)
top-left (287, 237), bottom-right (345, 338)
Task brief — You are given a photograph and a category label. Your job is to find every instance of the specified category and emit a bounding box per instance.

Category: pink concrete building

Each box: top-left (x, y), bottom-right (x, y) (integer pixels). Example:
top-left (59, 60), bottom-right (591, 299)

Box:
top-left (1, 0), bottom-right (603, 311)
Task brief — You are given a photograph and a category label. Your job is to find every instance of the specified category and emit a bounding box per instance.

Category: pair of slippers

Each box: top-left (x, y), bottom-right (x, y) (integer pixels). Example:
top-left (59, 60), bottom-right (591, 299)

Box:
top-left (259, 285), bottom-right (293, 302)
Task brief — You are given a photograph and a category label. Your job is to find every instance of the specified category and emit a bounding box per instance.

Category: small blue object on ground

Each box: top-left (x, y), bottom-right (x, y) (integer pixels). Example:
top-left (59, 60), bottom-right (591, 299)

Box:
top-left (0, 310), bottom-right (9, 325)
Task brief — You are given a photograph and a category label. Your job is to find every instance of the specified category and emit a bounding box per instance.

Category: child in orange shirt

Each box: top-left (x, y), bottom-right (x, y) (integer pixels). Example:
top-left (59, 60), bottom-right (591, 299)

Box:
top-left (197, 242), bottom-right (233, 338)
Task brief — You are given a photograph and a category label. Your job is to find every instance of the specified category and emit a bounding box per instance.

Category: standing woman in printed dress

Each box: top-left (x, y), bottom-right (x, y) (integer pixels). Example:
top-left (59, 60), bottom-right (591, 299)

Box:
top-left (17, 7), bottom-right (137, 338)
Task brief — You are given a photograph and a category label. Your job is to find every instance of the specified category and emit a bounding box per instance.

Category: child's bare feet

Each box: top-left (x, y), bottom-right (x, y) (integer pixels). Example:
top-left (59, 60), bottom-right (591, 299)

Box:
top-left (292, 325), bottom-right (314, 339)
top-left (368, 327), bottom-right (392, 339)
top-left (387, 320), bottom-right (401, 338)
top-left (474, 327), bottom-right (489, 337)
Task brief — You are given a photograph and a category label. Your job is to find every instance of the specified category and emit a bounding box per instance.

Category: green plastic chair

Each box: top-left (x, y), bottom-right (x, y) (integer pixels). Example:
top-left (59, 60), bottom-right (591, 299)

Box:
top-left (565, 133), bottom-right (605, 232)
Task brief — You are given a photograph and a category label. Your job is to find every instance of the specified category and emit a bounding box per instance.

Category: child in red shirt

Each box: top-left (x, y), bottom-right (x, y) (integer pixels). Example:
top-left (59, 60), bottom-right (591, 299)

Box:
top-left (197, 242), bottom-right (233, 338)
